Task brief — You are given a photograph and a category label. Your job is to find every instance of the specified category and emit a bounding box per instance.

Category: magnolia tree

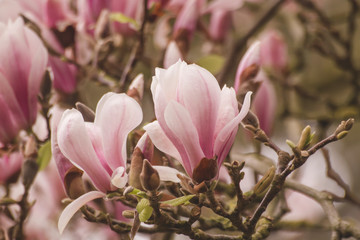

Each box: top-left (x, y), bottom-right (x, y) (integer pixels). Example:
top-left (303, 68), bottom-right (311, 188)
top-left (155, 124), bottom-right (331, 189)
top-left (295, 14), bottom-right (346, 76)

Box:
top-left (0, 0), bottom-right (360, 239)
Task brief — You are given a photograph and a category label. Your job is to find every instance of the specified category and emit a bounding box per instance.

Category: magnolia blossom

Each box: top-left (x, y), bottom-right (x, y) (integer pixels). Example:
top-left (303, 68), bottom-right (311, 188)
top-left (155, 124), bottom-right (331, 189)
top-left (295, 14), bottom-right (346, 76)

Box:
top-left (0, 18), bottom-right (48, 143)
top-left (144, 60), bottom-right (251, 182)
top-left (57, 93), bottom-right (143, 193)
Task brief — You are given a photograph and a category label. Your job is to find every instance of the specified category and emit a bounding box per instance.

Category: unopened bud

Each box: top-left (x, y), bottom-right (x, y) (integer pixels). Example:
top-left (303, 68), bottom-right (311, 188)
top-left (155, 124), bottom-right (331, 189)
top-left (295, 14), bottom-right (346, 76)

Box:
top-left (140, 159), bottom-right (160, 191)
top-left (254, 129), bottom-right (268, 143)
top-left (278, 151), bottom-right (291, 172)
top-left (253, 166), bottom-right (275, 197)
top-left (192, 157), bottom-right (218, 184)
top-left (122, 210), bottom-right (136, 219)
top-left (40, 70), bottom-right (52, 99)
top-left (286, 139), bottom-right (296, 149)
top-left (75, 102), bottom-right (95, 122)
top-left (336, 131), bottom-right (348, 140)
top-left (335, 118), bottom-right (354, 135)
top-left (127, 74), bottom-right (144, 103)
top-left (22, 160), bottom-right (38, 189)
top-left (64, 167), bottom-right (85, 199)
top-left (129, 147), bottom-right (145, 190)
top-left (24, 136), bottom-right (37, 159)
top-left (242, 108), bottom-right (260, 129)
top-left (297, 125), bottom-right (312, 150)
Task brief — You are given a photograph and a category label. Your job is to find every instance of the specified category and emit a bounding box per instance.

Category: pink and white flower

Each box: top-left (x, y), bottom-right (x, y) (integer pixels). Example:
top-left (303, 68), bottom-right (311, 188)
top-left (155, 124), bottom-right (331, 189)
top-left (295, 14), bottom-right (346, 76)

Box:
top-left (0, 18), bottom-right (48, 143)
top-left (57, 93), bottom-right (143, 193)
top-left (144, 60), bottom-right (252, 181)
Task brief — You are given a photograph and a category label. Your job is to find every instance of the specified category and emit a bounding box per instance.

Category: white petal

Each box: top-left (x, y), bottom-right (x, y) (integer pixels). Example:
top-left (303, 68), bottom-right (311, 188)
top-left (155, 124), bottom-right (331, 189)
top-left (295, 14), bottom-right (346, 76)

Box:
top-left (95, 93), bottom-right (143, 170)
top-left (153, 166), bottom-right (184, 183)
top-left (164, 101), bottom-right (204, 176)
top-left (111, 166), bottom-right (128, 189)
top-left (143, 121), bottom-right (181, 162)
top-left (58, 191), bottom-right (105, 234)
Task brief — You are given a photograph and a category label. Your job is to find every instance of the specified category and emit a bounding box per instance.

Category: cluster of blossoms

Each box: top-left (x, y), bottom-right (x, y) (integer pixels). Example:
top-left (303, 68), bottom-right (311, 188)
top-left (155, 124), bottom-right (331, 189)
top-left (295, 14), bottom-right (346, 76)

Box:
top-left (0, 0), bottom-right (357, 239)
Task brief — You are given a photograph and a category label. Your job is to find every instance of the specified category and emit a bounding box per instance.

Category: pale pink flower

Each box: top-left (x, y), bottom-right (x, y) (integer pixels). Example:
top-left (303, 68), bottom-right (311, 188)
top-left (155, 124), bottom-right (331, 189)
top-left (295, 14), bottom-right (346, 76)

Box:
top-left (57, 93), bottom-right (143, 193)
top-left (144, 60), bottom-right (252, 181)
top-left (0, 18), bottom-right (48, 143)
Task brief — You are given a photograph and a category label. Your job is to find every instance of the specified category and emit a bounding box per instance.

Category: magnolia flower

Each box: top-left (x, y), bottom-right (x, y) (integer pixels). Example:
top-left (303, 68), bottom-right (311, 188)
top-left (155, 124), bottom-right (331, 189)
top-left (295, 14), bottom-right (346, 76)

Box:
top-left (144, 60), bottom-right (252, 183)
top-left (57, 93), bottom-right (143, 193)
top-left (0, 17), bottom-right (48, 143)
top-left (57, 93), bottom-right (142, 234)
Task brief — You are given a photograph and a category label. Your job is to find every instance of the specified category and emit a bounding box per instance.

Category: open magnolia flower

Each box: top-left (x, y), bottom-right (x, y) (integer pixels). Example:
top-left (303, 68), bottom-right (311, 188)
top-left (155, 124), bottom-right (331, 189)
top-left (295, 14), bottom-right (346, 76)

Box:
top-left (56, 93), bottom-right (142, 233)
top-left (144, 60), bottom-right (252, 183)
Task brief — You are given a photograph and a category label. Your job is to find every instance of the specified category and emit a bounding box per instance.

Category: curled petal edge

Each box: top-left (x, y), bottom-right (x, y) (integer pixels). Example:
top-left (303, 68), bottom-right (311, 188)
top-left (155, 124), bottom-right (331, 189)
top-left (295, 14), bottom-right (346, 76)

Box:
top-left (58, 191), bottom-right (105, 234)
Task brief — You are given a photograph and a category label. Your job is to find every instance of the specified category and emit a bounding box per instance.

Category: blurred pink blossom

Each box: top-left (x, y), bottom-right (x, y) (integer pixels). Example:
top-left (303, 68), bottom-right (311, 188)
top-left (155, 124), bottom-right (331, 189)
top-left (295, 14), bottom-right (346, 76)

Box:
top-left (144, 60), bottom-right (252, 181)
top-left (0, 152), bottom-right (23, 184)
top-left (260, 30), bottom-right (288, 72)
top-left (0, 18), bottom-right (48, 143)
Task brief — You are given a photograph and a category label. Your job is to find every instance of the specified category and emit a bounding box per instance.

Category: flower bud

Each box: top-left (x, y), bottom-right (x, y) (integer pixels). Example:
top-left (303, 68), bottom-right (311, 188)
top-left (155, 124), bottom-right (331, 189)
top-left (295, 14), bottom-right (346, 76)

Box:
top-left (129, 147), bottom-right (145, 190)
top-left (192, 157), bottom-right (218, 184)
top-left (75, 102), bottom-right (95, 122)
top-left (140, 159), bottom-right (160, 191)
top-left (22, 160), bottom-right (39, 189)
top-left (253, 166), bottom-right (275, 197)
top-left (127, 74), bottom-right (144, 103)
top-left (297, 125), bottom-right (312, 150)
top-left (64, 167), bottom-right (85, 199)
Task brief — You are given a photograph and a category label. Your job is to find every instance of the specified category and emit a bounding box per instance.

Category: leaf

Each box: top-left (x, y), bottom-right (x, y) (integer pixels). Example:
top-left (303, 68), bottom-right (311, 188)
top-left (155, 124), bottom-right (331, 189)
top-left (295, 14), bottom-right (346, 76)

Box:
top-left (109, 13), bottom-right (139, 30)
top-left (196, 55), bottom-right (225, 75)
top-left (129, 188), bottom-right (147, 198)
top-left (136, 198), bottom-right (153, 222)
top-left (136, 198), bottom-right (150, 213)
top-left (160, 195), bottom-right (195, 206)
top-left (37, 141), bottom-right (52, 171)
top-left (138, 206), bottom-right (153, 222)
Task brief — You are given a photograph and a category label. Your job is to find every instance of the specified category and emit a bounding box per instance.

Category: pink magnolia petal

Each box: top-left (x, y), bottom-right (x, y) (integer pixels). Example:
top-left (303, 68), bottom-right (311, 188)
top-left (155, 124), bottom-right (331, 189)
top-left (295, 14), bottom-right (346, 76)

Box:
top-left (58, 191), bottom-right (105, 234)
top-left (177, 64), bottom-right (221, 158)
top-left (214, 91), bottom-right (252, 164)
top-left (49, 56), bottom-right (77, 94)
top-left (0, 72), bottom-right (27, 129)
top-left (57, 109), bottom-right (111, 192)
top-left (153, 166), bottom-right (183, 183)
top-left (143, 121), bottom-right (182, 162)
top-left (94, 93), bottom-right (143, 170)
top-left (234, 41), bottom-right (261, 92)
top-left (214, 86), bottom-right (238, 140)
top-left (111, 166), bottom-right (128, 189)
top-left (164, 101), bottom-right (204, 176)
top-left (164, 41), bottom-right (182, 69)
